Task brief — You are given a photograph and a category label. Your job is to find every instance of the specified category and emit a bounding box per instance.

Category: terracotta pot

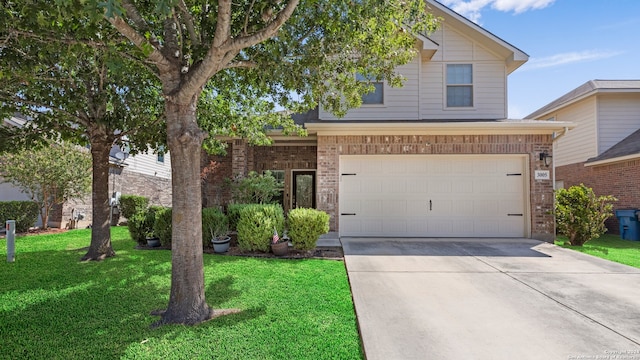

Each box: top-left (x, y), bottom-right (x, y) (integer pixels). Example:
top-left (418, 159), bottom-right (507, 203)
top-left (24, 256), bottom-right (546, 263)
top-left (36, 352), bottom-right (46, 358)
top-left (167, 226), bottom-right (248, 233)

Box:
top-left (271, 241), bottom-right (289, 256)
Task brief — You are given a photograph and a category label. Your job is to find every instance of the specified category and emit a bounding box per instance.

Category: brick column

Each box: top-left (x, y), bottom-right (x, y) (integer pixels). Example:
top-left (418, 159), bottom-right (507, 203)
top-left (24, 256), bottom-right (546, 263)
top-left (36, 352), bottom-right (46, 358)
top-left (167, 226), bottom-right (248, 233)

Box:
top-left (316, 136), bottom-right (339, 231)
top-left (231, 139), bottom-right (248, 177)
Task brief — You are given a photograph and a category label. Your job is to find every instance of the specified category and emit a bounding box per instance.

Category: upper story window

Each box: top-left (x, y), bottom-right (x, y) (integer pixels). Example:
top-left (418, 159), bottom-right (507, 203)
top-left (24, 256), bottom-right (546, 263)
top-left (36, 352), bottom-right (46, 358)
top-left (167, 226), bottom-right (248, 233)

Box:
top-left (446, 64), bottom-right (473, 107)
top-left (356, 73), bottom-right (384, 105)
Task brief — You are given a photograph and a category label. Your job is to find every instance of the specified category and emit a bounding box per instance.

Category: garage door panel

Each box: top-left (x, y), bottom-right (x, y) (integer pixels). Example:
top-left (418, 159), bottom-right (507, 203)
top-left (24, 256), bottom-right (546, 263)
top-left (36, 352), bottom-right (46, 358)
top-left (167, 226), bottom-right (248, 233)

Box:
top-left (340, 155), bottom-right (526, 238)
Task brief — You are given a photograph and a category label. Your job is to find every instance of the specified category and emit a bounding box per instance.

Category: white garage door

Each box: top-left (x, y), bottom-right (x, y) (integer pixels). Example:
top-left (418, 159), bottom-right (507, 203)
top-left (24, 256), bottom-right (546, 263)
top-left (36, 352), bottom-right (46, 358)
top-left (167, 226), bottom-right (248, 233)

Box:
top-left (339, 155), bottom-right (527, 237)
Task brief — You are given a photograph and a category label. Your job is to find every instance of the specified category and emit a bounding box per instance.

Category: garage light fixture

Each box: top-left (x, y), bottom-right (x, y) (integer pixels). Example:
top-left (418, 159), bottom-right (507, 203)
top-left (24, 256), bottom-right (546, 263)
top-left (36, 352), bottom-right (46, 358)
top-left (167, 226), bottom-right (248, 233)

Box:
top-left (539, 150), bottom-right (552, 167)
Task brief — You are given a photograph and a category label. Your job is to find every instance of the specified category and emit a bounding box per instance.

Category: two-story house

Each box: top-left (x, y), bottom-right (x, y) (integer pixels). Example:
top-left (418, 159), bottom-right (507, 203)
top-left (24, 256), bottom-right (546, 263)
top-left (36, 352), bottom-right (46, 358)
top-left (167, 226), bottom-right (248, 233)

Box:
top-left (202, 0), bottom-right (573, 242)
top-left (527, 80), bottom-right (640, 233)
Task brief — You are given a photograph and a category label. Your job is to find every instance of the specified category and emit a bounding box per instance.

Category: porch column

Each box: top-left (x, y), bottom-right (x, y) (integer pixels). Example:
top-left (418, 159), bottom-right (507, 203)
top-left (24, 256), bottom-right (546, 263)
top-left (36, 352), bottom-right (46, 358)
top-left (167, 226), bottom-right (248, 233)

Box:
top-left (232, 139), bottom-right (248, 177)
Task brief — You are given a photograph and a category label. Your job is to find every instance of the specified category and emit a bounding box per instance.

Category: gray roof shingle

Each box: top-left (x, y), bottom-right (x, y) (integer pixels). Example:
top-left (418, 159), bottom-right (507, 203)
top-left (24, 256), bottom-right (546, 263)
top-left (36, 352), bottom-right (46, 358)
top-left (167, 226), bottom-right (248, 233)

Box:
top-left (586, 128), bottom-right (640, 164)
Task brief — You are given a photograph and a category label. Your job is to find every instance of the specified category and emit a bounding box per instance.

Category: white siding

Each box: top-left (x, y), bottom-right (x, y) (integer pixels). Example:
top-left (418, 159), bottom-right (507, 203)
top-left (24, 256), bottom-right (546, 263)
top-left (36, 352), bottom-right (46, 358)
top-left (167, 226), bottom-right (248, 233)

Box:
top-left (319, 23), bottom-right (508, 121)
top-left (318, 58), bottom-right (421, 121)
top-left (597, 93), bottom-right (640, 154)
top-left (550, 97), bottom-right (598, 166)
top-left (123, 150), bottom-right (171, 179)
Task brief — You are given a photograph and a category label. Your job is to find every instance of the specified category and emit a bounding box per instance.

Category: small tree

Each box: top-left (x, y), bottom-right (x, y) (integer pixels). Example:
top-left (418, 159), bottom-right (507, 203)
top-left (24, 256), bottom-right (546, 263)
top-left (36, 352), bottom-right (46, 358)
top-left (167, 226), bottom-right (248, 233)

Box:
top-left (554, 184), bottom-right (617, 246)
top-left (228, 171), bottom-right (281, 204)
top-left (0, 141), bottom-right (92, 229)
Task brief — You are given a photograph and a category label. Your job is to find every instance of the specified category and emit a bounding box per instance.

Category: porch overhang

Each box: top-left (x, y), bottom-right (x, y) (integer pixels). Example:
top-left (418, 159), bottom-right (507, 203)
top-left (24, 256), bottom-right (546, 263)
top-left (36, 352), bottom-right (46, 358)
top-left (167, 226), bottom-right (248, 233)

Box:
top-left (305, 120), bottom-right (576, 136)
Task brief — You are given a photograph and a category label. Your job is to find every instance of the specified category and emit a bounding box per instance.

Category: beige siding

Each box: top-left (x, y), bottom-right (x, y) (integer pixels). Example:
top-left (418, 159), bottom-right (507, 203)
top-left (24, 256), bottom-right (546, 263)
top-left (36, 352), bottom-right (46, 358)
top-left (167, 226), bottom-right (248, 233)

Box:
top-left (123, 151), bottom-right (171, 179)
top-left (597, 93), bottom-right (640, 154)
top-left (319, 22), bottom-right (508, 121)
top-left (0, 181), bottom-right (30, 201)
top-left (550, 97), bottom-right (598, 166)
top-left (420, 24), bottom-right (507, 119)
top-left (318, 58), bottom-right (421, 120)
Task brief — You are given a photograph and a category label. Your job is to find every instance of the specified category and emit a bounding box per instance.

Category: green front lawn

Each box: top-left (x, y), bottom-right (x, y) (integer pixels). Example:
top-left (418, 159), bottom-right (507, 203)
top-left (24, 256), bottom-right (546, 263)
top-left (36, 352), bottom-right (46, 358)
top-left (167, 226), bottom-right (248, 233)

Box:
top-left (555, 234), bottom-right (640, 269)
top-left (0, 227), bottom-right (362, 359)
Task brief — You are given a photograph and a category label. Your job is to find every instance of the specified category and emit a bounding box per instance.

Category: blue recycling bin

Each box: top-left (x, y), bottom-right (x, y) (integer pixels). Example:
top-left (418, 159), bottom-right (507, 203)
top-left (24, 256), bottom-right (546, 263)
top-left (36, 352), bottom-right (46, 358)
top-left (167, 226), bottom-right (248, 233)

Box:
top-left (615, 209), bottom-right (640, 241)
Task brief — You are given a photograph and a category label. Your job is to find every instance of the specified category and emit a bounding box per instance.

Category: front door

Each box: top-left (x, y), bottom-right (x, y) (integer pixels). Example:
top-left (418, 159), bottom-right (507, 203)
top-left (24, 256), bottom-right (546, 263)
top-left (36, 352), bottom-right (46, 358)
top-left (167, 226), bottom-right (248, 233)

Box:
top-left (292, 171), bottom-right (316, 209)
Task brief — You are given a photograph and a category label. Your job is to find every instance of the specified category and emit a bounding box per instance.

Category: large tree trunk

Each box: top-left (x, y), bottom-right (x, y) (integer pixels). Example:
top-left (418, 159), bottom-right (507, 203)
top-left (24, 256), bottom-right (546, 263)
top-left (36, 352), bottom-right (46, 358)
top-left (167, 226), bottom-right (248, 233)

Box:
top-left (156, 97), bottom-right (213, 326)
top-left (82, 132), bottom-right (115, 261)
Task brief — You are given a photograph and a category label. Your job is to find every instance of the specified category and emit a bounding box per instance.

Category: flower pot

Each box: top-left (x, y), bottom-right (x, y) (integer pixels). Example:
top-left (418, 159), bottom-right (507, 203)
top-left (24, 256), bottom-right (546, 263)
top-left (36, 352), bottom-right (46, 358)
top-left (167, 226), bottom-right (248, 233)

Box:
top-left (212, 236), bottom-right (231, 253)
top-left (271, 241), bottom-right (289, 256)
top-left (146, 237), bottom-right (160, 248)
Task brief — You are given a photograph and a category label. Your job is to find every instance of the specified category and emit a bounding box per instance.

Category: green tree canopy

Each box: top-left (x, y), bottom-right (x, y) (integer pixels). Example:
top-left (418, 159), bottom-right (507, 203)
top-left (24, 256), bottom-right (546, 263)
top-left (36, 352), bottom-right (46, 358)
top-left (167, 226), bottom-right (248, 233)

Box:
top-left (0, 141), bottom-right (92, 230)
top-left (20, 0), bottom-right (440, 326)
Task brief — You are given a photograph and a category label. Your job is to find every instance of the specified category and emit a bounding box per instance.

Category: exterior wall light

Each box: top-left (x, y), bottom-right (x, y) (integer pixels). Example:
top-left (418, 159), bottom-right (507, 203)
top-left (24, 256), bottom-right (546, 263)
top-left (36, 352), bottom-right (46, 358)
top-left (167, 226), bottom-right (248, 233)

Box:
top-left (539, 150), bottom-right (552, 167)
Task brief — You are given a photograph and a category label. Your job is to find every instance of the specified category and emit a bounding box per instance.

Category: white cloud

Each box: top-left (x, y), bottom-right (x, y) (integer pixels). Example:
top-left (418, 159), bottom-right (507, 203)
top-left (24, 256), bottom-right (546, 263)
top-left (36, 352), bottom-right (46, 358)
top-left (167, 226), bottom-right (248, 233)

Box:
top-left (524, 50), bottom-right (624, 70)
top-left (440, 0), bottom-right (554, 23)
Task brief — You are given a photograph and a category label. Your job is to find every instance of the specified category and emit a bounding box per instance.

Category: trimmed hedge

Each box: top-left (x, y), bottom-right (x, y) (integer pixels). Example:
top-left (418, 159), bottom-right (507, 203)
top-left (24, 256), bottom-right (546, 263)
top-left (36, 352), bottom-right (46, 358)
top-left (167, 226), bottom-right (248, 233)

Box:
top-left (237, 204), bottom-right (285, 252)
top-left (0, 201), bottom-right (39, 233)
top-left (287, 208), bottom-right (330, 250)
top-left (126, 212), bottom-right (147, 245)
top-left (202, 207), bottom-right (228, 248)
top-left (154, 208), bottom-right (172, 248)
top-left (227, 203), bottom-right (251, 232)
top-left (119, 195), bottom-right (149, 219)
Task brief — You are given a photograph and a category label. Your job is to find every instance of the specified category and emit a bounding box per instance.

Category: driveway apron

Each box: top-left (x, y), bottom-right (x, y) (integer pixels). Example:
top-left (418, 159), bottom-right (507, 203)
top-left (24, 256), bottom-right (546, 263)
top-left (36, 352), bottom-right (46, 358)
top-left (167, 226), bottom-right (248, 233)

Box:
top-left (342, 238), bottom-right (640, 360)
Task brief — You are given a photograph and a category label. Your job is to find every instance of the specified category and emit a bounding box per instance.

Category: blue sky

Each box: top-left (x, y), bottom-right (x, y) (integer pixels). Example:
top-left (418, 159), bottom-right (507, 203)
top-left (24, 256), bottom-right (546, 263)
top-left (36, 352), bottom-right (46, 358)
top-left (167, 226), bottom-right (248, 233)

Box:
top-left (440, 0), bottom-right (640, 118)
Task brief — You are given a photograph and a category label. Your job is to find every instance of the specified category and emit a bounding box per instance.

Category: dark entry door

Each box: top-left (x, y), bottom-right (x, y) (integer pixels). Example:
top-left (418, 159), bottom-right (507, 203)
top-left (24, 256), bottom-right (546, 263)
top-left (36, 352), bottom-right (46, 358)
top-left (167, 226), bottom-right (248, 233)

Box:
top-left (292, 171), bottom-right (316, 209)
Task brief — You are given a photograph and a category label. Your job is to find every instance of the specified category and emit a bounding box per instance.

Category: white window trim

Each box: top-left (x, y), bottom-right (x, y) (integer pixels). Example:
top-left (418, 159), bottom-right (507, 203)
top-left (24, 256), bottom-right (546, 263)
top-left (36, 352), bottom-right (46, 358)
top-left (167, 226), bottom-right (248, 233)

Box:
top-left (444, 63), bottom-right (475, 110)
top-left (356, 74), bottom-right (386, 106)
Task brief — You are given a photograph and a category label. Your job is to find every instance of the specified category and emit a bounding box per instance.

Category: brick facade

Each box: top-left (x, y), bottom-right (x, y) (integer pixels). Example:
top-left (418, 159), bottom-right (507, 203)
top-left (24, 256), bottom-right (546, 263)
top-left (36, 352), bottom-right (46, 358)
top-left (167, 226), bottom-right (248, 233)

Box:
top-left (202, 141), bottom-right (317, 212)
top-left (50, 165), bottom-right (172, 228)
top-left (556, 159), bottom-right (640, 234)
top-left (316, 134), bottom-right (556, 241)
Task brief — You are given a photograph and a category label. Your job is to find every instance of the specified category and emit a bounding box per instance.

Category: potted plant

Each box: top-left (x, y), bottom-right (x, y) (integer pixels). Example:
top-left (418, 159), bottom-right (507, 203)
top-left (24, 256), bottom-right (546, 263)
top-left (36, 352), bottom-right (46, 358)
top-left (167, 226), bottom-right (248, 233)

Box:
top-left (144, 207), bottom-right (161, 248)
top-left (210, 223), bottom-right (231, 253)
top-left (270, 228), bottom-right (289, 256)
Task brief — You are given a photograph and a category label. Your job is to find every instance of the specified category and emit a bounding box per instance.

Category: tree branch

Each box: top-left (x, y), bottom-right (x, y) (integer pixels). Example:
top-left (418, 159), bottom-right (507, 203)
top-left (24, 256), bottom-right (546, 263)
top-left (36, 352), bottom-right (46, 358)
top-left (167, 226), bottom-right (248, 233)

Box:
top-left (105, 15), bottom-right (173, 74)
top-left (242, 0), bottom-right (257, 36)
top-left (178, 0), bottom-right (200, 47)
top-left (213, 0), bottom-right (232, 48)
top-left (161, 15), bottom-right (182, 63)
top-left (223, 60), bottom-right (258, 70)
top-left (226, 0), bottom-right (300, 52)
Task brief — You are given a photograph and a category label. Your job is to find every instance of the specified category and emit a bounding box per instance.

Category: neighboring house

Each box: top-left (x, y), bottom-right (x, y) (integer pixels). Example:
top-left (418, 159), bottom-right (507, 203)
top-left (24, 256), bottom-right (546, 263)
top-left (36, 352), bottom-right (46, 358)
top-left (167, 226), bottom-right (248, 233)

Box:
top-left (527, 80), bottom-right (640, 233)
top-left (0, 115), bottom-right (172, 229)
top-left (203, 0), bottom-right (573, 242)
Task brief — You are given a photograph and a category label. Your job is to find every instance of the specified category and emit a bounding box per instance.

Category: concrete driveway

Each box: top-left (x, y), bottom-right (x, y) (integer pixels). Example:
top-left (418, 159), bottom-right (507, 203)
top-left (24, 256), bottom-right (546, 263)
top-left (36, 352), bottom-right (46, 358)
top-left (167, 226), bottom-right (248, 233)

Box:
top-left (342, 238), bottom-right (640, 360)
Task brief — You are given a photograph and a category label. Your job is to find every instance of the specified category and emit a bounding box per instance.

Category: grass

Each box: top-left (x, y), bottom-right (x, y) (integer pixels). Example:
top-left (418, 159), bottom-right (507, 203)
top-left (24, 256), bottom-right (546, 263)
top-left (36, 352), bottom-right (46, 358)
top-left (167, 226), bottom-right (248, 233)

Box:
top-left (0, 227), bottom-right (363, 360)
top-left (555, 234), bottom-right (640, 269)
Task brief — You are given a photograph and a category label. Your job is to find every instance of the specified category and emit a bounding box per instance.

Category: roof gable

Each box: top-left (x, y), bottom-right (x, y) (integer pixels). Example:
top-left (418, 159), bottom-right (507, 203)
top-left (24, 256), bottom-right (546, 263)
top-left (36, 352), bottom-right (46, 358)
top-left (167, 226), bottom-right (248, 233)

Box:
top-left (424, 0), bottom-right (528, 73)
top-left (527, 80), bottom-right (640, 119)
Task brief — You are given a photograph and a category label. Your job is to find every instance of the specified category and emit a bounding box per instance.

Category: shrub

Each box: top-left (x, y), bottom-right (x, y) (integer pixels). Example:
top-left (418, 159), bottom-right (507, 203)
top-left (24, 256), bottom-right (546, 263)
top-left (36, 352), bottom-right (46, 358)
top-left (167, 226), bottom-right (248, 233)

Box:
top-left (127, 212), bottom-right (147, 245)
top-left (237, 204), bottom-right (285, 252)
top-left (202, 207), bottom-right (228, 248)
top-left (119, 195), bottom-right (149, 219)
top-left (154, 208), bottom-right (172, 248)
top-left (126, 205), bottom-right (164, 246)
top-left (227, 203), bottom-right (251, 231)
top-left (0, 201), bottom-right (39, 233)
top-left (554, 184), bottom-right (617, 246)
top-left (227, 171), bottom-right (281, 204)
top-left (287, 208), bottom-right (330, 251)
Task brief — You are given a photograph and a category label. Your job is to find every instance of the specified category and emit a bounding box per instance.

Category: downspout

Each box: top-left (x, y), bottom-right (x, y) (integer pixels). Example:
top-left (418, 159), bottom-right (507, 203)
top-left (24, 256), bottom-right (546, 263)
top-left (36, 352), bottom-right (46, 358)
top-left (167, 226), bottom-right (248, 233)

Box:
top-left (551, 127), bottom-right (569, 190)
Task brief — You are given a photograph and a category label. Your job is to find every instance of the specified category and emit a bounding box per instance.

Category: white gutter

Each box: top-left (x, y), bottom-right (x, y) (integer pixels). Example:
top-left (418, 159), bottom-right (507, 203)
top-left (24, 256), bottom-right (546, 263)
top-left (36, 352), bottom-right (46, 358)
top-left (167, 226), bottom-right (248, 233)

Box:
top-left (585, 153), bottom-right (640, 167)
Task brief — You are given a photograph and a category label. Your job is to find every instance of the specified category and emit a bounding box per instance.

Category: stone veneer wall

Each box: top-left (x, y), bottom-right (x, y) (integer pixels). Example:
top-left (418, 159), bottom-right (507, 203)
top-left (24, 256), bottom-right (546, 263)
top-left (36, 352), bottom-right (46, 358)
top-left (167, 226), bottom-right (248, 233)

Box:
top-left (556, 159), bottom-right (640, 234)
top-left (316, 134), bottom-right (555, 242)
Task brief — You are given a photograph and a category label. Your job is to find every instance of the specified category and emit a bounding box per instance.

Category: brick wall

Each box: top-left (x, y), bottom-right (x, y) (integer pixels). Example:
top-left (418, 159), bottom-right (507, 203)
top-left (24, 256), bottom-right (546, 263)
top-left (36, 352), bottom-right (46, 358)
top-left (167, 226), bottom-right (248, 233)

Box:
top-left (202, 142), bottom-right (317, 212)
top-left (51, 165), bottom-right (172, 228)
top-left (556, 159), bottom-right (640, 234)
top-left (317, 134), bottom-right (555, 241)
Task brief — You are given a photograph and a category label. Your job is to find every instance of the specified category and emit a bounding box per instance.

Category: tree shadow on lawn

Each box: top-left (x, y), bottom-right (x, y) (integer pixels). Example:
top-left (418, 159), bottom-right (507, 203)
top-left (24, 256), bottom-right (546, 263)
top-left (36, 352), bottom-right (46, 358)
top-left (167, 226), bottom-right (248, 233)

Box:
top-left (0, 247), bottom-right (268, 359)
